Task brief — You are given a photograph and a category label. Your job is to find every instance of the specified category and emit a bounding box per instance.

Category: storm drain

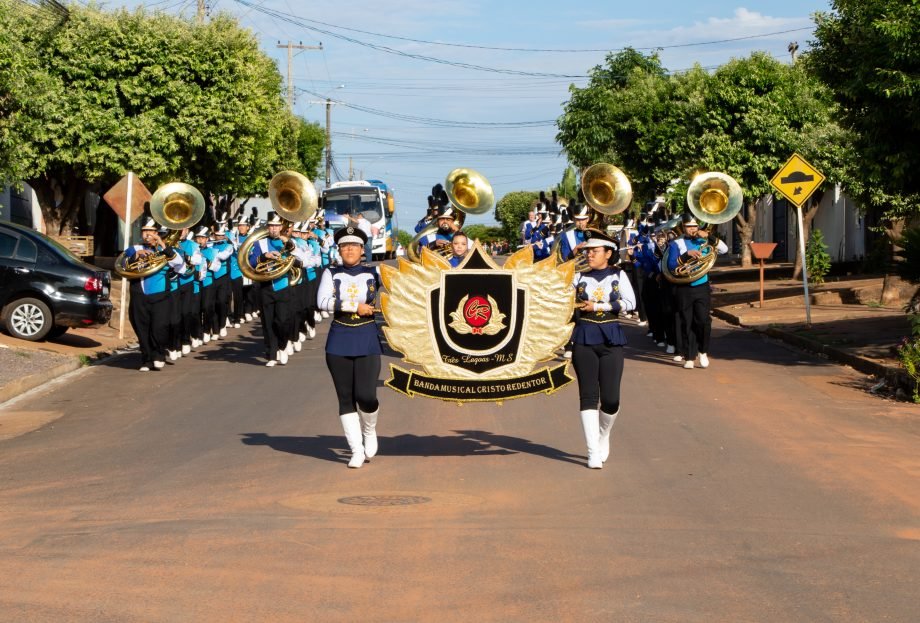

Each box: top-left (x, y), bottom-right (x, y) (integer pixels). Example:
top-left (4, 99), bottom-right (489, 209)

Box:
top-left (338, 495), bottom-right (432, 507)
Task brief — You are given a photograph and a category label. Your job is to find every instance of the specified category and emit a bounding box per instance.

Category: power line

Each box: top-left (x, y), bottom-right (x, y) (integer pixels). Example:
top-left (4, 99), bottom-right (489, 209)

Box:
top-left (232, 0), bottom-right (587, 78)
top-left (232, 7), bottom-right (815, 54)
top-left (298, 88), bottom-right (555, 128)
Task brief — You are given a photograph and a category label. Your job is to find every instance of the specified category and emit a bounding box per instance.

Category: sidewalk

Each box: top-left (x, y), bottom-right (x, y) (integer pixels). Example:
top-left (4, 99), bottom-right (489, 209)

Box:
top-left (708, 263), bottom-right (916, 401)
top-left (0, 279), bottom-right (137, 405)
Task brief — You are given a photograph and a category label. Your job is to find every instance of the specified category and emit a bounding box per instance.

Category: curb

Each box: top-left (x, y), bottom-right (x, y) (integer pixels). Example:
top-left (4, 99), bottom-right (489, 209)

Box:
top-left (0, 358), bottom-right (83, 405)
top-left (713, 308), bottom-right (912, 392)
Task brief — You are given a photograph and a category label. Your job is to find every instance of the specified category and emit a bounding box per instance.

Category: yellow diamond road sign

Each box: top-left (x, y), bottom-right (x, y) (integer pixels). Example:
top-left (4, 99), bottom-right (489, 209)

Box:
top-left (770, 153), bottom-right (825, 208)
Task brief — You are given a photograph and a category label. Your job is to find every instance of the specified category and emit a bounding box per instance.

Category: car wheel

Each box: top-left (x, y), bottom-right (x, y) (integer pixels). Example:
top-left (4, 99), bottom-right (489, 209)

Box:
top-left (3, 297), bottom-right (53, 341)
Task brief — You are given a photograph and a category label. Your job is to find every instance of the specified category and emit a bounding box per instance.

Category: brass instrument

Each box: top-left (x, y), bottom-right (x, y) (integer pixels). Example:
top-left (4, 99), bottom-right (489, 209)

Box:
top-left (408, 168), bottom-right (493, 263)
top-left (551, 164), bottom-right (631, 272)
top-left (581, 163), bottom-right (632, 216)
top-left (114, 182), bottom-right (205, 279)
top-left (661, 171), bottom-right (742, 284)
top-left (237, 171), bottom-right (318, 282)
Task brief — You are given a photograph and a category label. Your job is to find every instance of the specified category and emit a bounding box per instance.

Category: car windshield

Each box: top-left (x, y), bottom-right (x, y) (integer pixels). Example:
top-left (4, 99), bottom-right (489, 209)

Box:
top-left (323, 192), bottom-right (382, 223)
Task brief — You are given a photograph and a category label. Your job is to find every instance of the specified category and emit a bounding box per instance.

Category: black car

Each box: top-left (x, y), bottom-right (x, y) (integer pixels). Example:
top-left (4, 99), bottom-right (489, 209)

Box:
top-left (0, 222), bottom-right (113, 341)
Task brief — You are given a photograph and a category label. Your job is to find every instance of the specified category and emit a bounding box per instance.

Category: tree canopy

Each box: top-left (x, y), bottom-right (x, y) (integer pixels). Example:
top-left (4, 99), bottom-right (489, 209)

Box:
top-left (0, 3), bottom-right (308, 233)
top-left (809, 0), bottom-right (920, 199)
top-left (494, 191), bottom-right (539, 244)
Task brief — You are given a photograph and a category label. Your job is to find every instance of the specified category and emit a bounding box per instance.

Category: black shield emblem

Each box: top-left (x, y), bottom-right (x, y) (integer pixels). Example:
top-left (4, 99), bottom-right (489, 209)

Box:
top-left (429, 270), bottom-right (526, 373)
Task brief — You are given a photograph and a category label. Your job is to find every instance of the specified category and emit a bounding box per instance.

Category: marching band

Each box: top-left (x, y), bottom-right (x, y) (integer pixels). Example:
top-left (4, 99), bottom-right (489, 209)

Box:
top-left (119, 166), bottom-right (738, 470)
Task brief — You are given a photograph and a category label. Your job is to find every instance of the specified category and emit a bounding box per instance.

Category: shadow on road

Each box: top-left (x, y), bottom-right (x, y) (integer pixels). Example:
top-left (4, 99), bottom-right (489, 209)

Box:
top-left (239, 430), bottom-right (584, 466)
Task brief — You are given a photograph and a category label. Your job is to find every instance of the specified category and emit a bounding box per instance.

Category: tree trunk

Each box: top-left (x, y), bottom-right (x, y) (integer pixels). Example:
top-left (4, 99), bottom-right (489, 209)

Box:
top-left (881, 218), bottom-right (906, 306)
top-left (792, 196), bottom-right (822, 280)
top-left (734, 200), bottom-right (758, 268)
top-left (27, 172), bottom-right (88, 236)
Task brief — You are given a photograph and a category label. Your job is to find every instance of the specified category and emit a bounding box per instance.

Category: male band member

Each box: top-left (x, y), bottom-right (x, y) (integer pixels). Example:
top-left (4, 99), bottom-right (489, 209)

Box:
top-left (177, 227), bottom-right (203, 351)
top-left (449, 231), bottom-right (469, 267)
top-left (124, 218), bottom-right (187, 371)
top-left (558, 203), bottom-right (591, 260)
top-left (228, 213), bottom-right (248, 328)
top-left (210, 224), bottom-right (235, 338)
top-left (195, 226), bottom-right (219, 344)
top-left (521, 209), bottom-right (537, 246)
top-left (633, 220), bottom-right (666, 347)
top-left (415, 195), bottom-right (437, 233)
top-left (531, 204), bottom-right (552, 261)
top-left (313, 218), bottom-right (333, 320)
top-left (249, 212), bottom-right (293, 366)
top-left (666, 213), bottom-right (728, 369)
top-left (158, 225), bottom-right (183, 362)
top-left (298, 220), bottom-right (323, 339)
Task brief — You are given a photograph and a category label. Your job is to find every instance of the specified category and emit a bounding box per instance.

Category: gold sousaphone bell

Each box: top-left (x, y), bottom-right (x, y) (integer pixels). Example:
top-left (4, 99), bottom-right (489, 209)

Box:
top-left (114, 182), bottom-right (206, 279)
top-left (408, 167), bottom-right (494, 263)
top-left (581, 163), bottom-right (632, 216)
top-left (237, 171), bottom-right (318, 282)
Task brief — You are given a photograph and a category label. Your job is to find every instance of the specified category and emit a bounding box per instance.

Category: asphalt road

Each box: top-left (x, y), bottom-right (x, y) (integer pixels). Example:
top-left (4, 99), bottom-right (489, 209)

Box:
top-left (1, 314), bottom-right (919, 622)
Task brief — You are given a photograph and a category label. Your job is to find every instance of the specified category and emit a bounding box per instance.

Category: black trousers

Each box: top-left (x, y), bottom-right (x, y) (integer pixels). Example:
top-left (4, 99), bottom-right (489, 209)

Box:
top-left (675, 283), bottom-right (712, 360)
top-left (213, 275), bottom-right (231, 330)
top-left (661, 282), bottom-right (678, 349)
top-left (128, 284), bottom-right (170, 365)
top-left (200, 285), bottom-right (216, 336)
top-left (642, 275), bottom-right (665, 342)
top-left (259, 284), bottom-right (291, 358)
top-left (167, 286), bottom-right (182, 351)
top-left (230, 276), bottom-right (244, 323)
top-left (572, 342), bottom-right (625, 413)
top-left (181, 285), bottom-right (201, 343)
top-left (325, 353), bottom-right (381, 415)
top-left (244, 283), bottom-right (257, 315)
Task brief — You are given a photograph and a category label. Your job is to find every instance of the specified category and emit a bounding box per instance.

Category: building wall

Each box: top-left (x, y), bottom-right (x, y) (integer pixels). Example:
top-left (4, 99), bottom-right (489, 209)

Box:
top-left (0, 184), bottom-right (39, 229)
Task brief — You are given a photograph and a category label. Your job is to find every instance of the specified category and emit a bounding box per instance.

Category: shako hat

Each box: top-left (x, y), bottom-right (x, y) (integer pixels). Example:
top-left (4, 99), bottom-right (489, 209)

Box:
top-left (266, 211), bottom-right (284, 225)
top-left (571, 204), bottom-right (590, 220)
top-left (141, 217), bottom-right (158, 231)
top-left (193, 226), bottom-right (210, 238)
top-left (583, 228), bottom-right (618, 250)
top-left (334, 225), bottom-right (368, 246)
top-left (681, 212), bottom-right (699, 227)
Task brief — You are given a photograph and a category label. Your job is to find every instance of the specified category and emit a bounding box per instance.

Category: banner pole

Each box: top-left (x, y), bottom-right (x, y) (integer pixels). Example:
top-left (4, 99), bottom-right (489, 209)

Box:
top-left (118, 172), bottom-right (133, 340)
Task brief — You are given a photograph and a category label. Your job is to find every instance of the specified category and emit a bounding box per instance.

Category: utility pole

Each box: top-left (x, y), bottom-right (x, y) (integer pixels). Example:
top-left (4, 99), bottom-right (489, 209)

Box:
top-left (196, 0), bottom-right (206, 24)
top-left (326, 100), bottom-right (332, 187)
top-left (349, 157), bottom-right (354, 181)
top-left (277, 41), bottom-right (323, 110)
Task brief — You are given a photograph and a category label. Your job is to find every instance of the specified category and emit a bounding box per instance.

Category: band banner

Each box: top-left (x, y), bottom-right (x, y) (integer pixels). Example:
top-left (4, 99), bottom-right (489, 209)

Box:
top-left (379, 243), bottom-right (576, 404)
top-left (386, 363), bottom-right (573, 403)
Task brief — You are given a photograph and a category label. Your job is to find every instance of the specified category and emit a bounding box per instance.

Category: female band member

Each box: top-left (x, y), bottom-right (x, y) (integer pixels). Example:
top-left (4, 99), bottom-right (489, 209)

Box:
top-left (571, 230), bottom-right (636, 469)
top-left (316, 226), bottom-right (381, 468)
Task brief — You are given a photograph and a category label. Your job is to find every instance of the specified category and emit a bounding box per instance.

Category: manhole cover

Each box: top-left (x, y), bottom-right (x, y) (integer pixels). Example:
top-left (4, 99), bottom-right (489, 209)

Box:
top-left (338, 495), bottom-right (432, 507)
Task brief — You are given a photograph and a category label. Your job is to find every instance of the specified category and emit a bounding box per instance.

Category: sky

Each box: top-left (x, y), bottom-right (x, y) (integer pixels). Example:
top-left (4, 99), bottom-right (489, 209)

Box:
top-left (118, 0), bottom-right (834, 227)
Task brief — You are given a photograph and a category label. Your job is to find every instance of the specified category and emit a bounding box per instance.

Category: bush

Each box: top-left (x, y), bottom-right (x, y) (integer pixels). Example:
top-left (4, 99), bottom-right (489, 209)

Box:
top-left (805, 228), bottom-right (831, 285)
top-left (897, 315), bottom-right (920, 403)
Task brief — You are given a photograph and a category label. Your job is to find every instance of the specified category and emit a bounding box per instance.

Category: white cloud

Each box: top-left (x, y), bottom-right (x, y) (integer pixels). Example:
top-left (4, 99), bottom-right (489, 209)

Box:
top-left (649, 8), bottom-right (812, 46)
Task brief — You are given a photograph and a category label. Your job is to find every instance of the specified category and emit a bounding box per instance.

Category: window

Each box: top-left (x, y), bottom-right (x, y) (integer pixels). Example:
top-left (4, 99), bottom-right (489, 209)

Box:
top-left (0, 231), bottom-right (16, 258)
top-left (15, 236), bottom-right (37, 262)
top-left (323, 193), bottom-right (383, 223)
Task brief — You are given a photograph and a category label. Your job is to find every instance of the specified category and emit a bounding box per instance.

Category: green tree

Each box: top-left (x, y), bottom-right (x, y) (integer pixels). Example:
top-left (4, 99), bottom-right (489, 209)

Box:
top-left (1, 5), bottom-right (292, 234)
top-left (555, 166), bottom-right (578, 200)
top-left (693, 54), bottom-right (839, 267)
top-left (809, 0), bottom-right (920, 199)
top-left (494, 191), bottom-right (539, 244)
top-left (395, 228), bottom-right (414, 250)
top-left (463, 224), bottom-right (503, 243)
top-left (556, 49), bottom-right (680, 201)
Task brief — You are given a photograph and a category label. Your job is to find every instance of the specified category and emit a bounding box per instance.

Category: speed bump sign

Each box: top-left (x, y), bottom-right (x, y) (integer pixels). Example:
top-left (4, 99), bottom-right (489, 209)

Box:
top-left (770, 153), bottom-right (825, 208)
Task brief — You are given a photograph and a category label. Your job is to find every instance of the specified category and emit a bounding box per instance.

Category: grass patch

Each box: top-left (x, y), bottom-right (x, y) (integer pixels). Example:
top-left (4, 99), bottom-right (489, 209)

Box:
top-left (78, 354), bottom-right (92, 366)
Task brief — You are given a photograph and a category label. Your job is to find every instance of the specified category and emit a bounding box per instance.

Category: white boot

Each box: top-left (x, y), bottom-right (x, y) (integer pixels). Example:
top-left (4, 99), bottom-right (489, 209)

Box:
top-left (598, 409), bottom-right (619, 463)
top-left (580, 410), bottom-right (603, 469)
top-left (358, 408), bottom-right (379, 459)
top-left (340, 413), bottom-right (366, 468)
